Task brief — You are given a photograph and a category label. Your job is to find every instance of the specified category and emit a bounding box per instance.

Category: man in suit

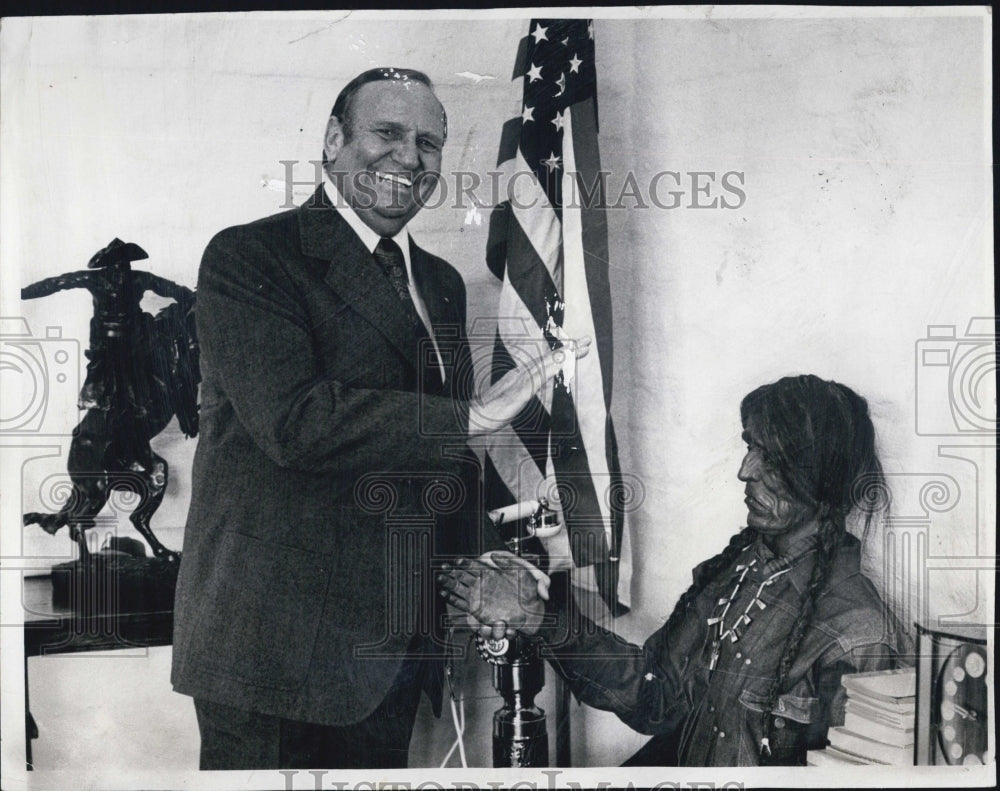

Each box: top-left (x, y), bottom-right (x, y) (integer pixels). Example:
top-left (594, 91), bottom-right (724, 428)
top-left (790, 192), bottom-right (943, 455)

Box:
top-left (171, 67), bottom-right (570, 769)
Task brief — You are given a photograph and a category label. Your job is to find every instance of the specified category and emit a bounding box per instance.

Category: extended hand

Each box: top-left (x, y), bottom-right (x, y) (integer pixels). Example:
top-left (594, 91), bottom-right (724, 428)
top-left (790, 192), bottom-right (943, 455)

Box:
top-left (467, 336), bottom-right (591, 436)
top-left (438, 552), bottom-right (548, 640)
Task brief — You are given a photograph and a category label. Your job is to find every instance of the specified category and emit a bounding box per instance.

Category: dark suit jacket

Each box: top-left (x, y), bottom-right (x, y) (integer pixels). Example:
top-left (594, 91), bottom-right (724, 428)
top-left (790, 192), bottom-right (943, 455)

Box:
top-left (171, 187), bottom-right (502, 725)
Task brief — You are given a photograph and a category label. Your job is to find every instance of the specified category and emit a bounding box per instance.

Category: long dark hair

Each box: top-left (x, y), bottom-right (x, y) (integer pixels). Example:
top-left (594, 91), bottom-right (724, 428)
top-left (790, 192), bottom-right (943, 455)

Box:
top-left (666, 375), bottom-right (888, 763)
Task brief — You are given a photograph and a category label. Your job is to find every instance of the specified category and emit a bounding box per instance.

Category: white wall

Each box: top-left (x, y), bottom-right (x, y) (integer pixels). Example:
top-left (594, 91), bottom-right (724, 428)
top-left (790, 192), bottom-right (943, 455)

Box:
top-left (601, 12), bottom-right (993, 632)
top-left (1, 9), bottom-right (992, 779)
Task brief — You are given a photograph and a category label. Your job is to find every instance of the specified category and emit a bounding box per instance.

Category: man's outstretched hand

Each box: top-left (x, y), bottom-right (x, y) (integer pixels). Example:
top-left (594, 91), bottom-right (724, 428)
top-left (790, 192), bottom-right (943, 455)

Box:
top-left (438, 552), bottom-right (549, 640)
top-left (467, 336), bottom-right (592, 437)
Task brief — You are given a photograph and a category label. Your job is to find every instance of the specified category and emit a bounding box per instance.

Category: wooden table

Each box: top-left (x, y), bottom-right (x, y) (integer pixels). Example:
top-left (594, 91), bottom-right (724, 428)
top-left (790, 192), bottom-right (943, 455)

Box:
top-left (22, 574), bottom-right (175, 768)
top-left (24, 574), bottom-right (174, 655)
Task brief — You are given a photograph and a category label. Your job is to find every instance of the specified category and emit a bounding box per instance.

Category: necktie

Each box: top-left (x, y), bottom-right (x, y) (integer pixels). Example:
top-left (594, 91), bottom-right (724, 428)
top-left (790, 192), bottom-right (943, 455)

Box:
top-left (373, 238), bottom-right (423, 330)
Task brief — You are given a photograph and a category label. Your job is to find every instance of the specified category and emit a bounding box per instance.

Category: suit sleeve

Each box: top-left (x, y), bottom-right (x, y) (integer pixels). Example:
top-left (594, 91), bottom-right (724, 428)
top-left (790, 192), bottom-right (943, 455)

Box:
top-left (196, 227), bottom-right (469, 477)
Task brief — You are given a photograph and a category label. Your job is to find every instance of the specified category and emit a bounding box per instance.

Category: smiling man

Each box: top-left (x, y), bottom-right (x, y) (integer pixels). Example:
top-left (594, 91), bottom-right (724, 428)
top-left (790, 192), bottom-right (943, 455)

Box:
top-left (171, 68), bottom-right (533, 770)
top-left (441, 374), bottom-right (914, 766)
top-left (322, 69), bottom-right (446, 236)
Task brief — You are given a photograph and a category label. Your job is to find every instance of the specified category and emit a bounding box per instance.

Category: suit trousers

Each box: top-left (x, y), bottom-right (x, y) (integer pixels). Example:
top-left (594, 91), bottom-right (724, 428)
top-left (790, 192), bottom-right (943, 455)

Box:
top-left (193, 647), bottom-right (427, 769)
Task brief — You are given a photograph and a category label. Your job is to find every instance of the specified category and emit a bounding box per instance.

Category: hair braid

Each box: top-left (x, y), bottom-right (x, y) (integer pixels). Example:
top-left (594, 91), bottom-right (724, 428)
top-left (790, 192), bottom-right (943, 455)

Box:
top-left (759, 516), bottom-right (841, 763)
top-left (662, 528), bottom-right (758, 637)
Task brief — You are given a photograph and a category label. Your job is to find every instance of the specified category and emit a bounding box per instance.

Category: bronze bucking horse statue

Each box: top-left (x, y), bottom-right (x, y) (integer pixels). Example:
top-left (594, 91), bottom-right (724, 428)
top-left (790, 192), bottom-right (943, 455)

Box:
top-left (21, 238), bottom-right (199, 564)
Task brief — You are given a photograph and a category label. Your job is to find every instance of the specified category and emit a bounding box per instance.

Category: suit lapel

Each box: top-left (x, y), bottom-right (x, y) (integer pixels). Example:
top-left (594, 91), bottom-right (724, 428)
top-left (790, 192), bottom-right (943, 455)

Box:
top-left (298, 187), bottom-right (423, 369)
top-left (410, 241), bottom-right (463, 391)
top-left (409, 241), bottom-right (459, 338)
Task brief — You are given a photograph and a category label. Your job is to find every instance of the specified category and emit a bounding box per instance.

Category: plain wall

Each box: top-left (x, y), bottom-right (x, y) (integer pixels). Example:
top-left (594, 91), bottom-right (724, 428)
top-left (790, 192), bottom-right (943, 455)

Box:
top-left (1, 9), bottom-right (993, 777)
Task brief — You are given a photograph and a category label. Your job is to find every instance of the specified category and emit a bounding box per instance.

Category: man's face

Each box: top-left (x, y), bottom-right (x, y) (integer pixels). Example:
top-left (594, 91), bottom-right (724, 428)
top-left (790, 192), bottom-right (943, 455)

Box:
top-left (324, 80), bottom-right (445, 237)
top-left (737, 417), bottom-right (816, 536)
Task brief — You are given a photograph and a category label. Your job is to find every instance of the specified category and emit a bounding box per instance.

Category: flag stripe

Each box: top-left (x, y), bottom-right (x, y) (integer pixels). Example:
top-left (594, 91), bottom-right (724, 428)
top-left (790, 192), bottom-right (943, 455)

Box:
top-left (497, 117), bottom-right (522, 168)
top-left (506, 149), bottom-right (563, 287)
top-left (558, 105), bottom-right (613, 552)
top-left (510, 393), bottom-right (550, 476)
top-left (571, 96), bottom-right (616, 407)
top-left (606, 418), bottom-right (625, 564)
top-left (500, 204), bottom-right (562, 331)
top-left (489, 326), bottom-right (516, 384)
top-left (569, 95), bottom-right (627, 594)
top-left (483, 451), bottom-right (517, 511)
top-left (550, 384), bottom-right (609, 566)
top-left (485, 203), bottom-right (510, 281)
top-left (494, 276), bottom-right (554, 476)
top-left (511, 34), bottom-right (531, 80)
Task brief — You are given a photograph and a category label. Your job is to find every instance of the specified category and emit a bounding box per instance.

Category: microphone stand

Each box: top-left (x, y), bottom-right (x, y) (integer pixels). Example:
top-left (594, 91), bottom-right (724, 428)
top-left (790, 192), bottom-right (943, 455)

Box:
top-left (477, 498), bottom-right (559, 767)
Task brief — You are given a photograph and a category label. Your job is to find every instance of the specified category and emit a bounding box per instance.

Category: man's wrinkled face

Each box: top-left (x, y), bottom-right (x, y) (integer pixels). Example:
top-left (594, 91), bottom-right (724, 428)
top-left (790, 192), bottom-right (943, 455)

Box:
top-left (324, 80), bottom-right (445, 237)
top-left (737, 417), bottom-right (815, 535)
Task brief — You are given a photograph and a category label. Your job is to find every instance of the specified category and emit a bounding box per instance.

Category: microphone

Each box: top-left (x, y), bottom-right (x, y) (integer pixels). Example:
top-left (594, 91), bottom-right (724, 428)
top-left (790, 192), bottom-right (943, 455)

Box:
top-left (487, 499), bottom-right (562, 539)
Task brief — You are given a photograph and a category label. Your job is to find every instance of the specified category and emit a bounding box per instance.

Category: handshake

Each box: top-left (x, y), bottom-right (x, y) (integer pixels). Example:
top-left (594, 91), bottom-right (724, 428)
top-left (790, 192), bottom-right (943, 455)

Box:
top-left (437, 551), bottom-right (552, 640)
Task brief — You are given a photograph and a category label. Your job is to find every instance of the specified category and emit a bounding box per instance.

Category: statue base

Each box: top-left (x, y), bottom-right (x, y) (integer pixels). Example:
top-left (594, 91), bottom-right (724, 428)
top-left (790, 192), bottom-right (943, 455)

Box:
top-left (51, 551), bottom-right (180, 613)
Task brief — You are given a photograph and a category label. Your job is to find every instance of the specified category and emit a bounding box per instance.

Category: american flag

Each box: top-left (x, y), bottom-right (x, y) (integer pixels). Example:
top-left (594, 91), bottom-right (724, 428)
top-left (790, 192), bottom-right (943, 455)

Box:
top-left (480, 18), bottom-right (631, 613)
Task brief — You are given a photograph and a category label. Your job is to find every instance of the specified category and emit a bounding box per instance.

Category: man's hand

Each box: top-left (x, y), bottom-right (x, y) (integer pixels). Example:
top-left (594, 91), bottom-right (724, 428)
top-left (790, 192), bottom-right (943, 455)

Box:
top-left (438, 552), bottom-right (549, 640)
top-left (468, 336), bottom-right (591, 437)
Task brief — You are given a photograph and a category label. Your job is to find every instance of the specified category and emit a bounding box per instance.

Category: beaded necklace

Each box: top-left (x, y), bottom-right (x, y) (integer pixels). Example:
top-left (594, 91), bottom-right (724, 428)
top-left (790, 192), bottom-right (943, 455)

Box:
top-left (706, 557), bottom-right (791, 671)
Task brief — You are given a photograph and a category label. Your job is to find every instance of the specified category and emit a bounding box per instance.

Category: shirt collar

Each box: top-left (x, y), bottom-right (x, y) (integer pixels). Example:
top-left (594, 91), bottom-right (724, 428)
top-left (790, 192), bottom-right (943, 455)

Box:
top-left (323, 177), bottom-right (411, 271)
top-left (750, 530), bottom-right (820, 592)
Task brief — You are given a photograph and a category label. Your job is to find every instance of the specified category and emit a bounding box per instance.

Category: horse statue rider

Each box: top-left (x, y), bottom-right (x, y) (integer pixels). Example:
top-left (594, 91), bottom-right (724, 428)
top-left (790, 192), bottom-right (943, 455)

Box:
top-left (21, 238), bottom-right (199, 564)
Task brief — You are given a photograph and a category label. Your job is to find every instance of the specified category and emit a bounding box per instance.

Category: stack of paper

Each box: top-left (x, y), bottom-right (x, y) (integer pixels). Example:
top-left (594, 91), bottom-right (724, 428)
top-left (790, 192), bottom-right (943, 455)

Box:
top-left (806, 667), bottom-right (916, 766)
